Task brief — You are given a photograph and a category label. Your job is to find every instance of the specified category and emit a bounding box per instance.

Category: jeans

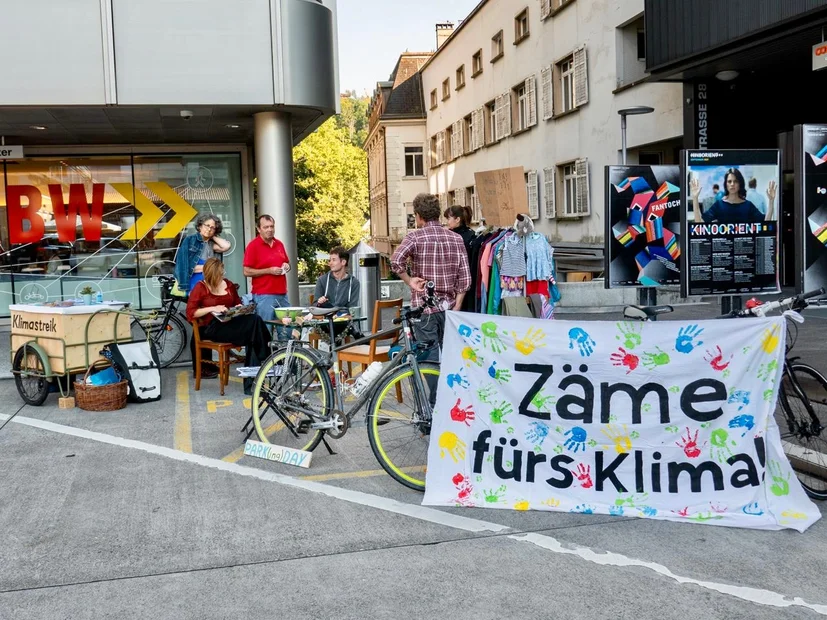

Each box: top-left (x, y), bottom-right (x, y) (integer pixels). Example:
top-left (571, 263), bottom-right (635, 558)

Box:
top-left (254, 293), bottom-right (290, 341)
top-left (412, 311), bottom-right (445, 407)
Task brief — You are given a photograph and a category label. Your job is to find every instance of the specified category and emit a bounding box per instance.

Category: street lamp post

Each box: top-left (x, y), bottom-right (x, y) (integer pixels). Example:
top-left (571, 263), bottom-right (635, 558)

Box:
top-left (617, 106), bottom-right (656, 307)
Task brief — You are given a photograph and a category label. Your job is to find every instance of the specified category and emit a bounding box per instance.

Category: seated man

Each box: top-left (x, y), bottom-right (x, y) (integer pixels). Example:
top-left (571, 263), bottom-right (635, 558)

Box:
top-left (313, 246), bottom-right (362, 340)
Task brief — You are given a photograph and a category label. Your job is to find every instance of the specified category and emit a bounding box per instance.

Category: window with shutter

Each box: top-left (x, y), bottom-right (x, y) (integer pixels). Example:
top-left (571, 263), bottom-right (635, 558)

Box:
top-left (453, 120), bottom-right (464, 158)
top-left (540, 65), bottom-right (553, 120)
top-left (540, 0), bottom-right (551, 19)
top-left (494, 94), bottom-right (504, 141)
top-left (472, 108), bottom-right (485, 150)
top-left (526, 76), bottom-right (537, 127)
top-left (526, 170), bottom-right (539, 219)
top-left (543, 167), bottom-right (556, 218)
top-left (574, 45), bottom-right (589, 107)
top-left (455, 187), bottom-right (466, 207)
top-left (501, 91), bottom-right (512, 137)
top-left (575, 158), bottom-right (590, 216)
top-left (470, 186), bottom-right (480, 222)
top-left (436, 131), bottom-right (445, 165)
top-left (440, 193), bottom-right (448, 211)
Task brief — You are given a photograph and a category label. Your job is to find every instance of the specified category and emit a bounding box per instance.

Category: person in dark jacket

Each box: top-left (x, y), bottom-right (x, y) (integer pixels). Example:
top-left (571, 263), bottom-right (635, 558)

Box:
top-left (444, 205), bottom-right (475, 311)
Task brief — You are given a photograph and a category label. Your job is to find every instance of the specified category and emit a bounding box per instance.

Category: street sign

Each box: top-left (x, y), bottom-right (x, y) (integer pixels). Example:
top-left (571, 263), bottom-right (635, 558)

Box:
top-left (0, 145), bottom-right (24, 159)
top-left (813, 42), bottom-right (827, 71)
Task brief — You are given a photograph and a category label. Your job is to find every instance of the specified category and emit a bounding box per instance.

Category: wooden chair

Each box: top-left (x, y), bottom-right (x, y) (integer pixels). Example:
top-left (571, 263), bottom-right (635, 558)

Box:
top-left (191, 320), bottom-right (244, 396)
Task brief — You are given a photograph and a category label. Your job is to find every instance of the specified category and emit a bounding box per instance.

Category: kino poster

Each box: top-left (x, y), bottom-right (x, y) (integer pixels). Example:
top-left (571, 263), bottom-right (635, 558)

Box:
top-left (604, 165), bottom-right (681, 288)
top-left (794, 125), bottom-right (827, 293)
top-left (681, 150), bottom-right (781, 297)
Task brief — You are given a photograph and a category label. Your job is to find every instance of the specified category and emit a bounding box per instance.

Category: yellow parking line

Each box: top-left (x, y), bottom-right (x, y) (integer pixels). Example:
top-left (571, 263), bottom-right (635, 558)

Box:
top-left (174, 371), bottom-right (192, 453)
top-left (222, 446), bottom-right (246, 463)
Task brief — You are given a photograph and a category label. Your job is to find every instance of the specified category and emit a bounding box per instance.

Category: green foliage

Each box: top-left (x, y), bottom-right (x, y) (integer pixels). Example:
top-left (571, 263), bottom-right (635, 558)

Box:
top-left (336, 93), bottom-right (370, 148)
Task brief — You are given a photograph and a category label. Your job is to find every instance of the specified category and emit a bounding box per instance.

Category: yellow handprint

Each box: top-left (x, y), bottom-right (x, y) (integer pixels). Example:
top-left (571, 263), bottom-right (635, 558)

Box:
top-left (461, 346), bottom-right (485, 367)
top-left (761, 324), bottom-right (781, 354)
top-left (781, 510), bottom-right (807, 520)
top-left (439, 432), bottom-right (467, 462)
top-left (601, 424), bottom-right (635, 454)
top-left (514, 500), bottom-right (530, 511)
top-left (541, 498), bottom-right (561, 508)
top-left (511, 327), bottom-right (547, 356)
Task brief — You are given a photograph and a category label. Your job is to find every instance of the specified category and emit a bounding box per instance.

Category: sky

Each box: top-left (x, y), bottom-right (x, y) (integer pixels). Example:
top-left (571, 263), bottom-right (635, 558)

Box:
top-left (336, 0), bottom-right (481, 96)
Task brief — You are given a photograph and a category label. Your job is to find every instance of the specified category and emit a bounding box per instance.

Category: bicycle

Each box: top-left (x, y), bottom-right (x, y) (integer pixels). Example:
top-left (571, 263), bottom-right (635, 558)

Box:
top-left (624, 289), bottom-right (827, 500)
top-left (130, 274), bottom-right (188, 368)
top-left (247, 284), bottom-right (441, 491)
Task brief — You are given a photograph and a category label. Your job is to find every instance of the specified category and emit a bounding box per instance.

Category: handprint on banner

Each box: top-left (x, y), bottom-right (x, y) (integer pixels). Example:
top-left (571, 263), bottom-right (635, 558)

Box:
top-left (490, 401), bottom-right (513, 424)
top-left (449, 399), bottom-right (475, 426)
top-left (709, 429), bottom-right (735, 463)
top-left (512, 327), bottom-right (547, 356)
top-left (610, 347), bottom-right (639, 374)
top-left (616, 322), bottom-right (643, 350)
top-left (768, 461), bottom-right (791, 496)
top-left (609, 505), bottom-right (625, 516)
top-left (757, 359), bottom-right (779, 382)
top-left (446, 368), bottom-right (470, 390)
top-left (641, 346), bottom-right (670, 370)
top-left (487, 361), bottom-right (512, 384)
top-left (568, 328), bottom-right (596, 357)
top-left (514, 500), bottom-right (530, 511)
top-left (638, 505), bottom-right (658, 517)
top-left (525, 421), bottom-right (550, 445)
top-left (675, 324), bottom-right (704, 354)
top-left (530, 389), bottom-right (556, 412)
top-left (438, 432), bottom-right (467, 462)
top-left (676, 427), bottom-right (703, 458)
top-left (602, 424), bottom-right (636, 454)
top-left (564, 427), bottom-right (588, 452)
top-left (728, 414), bottom-right (755, 437)
top-left (575, 463), bottom-right (593, 488)
top-left (477, 384), bottom-right (498, 404)
top-left (458, 323), bottom-right (482, 346)
top-left (480, 321), bottom-right (508, 353)
top-left (461, 346), bottom-right (485, 368)
top-left (704, 345), bottom-right (733, 371)
top-left (761, 324), bottom-right (781, 354)
top-left (541, 498), bottom-right (561, 508)
top-left (571, 504), bottom-right (595, 514)
top-left (710, 502), bottom-right (728, 514)
top-left (728, 390), bottom-right (751, 411)
top-left (452, 473), bottom-right (474, 507)
top-left (482, 484), bottom-right (507, 504)
top-left (763, 388), bottom-right (774, 402)
top-left (742, 502), bottom-right (764, 516)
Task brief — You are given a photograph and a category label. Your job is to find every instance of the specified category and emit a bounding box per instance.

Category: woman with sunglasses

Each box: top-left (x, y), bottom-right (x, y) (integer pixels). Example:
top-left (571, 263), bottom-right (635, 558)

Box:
top-left (174, 214), bottom-right (232, 294)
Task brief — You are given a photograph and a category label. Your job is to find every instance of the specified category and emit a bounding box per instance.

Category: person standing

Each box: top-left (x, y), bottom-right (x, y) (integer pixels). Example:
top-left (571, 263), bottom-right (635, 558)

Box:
top-left (313, 246), bottom-right (361, 310)
top-left (391, 193), bottom-right (471, 365)
top-left (243, 214), bottom-right (291, 334)
top-left (443, 205), bottom-right (475, 312)
top-left (174, 214), bottom-right (231, 294)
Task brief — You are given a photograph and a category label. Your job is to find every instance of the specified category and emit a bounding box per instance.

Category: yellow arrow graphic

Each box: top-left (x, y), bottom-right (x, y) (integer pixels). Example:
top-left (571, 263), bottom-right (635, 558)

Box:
top-left (148, 182), bottom-right (199, 240)
top-left (111, 183), bottom-right (164, 242)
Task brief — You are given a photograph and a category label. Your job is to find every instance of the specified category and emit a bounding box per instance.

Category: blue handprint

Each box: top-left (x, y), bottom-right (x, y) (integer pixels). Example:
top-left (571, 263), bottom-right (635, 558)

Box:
top-left (728, 414), bottom-right (755, 437)
top-left (563, 427), bottom-right (588, 452)
top-left (728, 390), bottom-right (751, 411)
top-left (571, 504), bottom-right (595, 514)
top-left (458, 323), bottom-right (481, 346)
top-left (675, 324), bottom-right (704, 354)
top-left (742, 502), bottom-right (764, 516)
top-left (525, 421), bottom-right (550, 445)
top-left (568, 327), bottom-right (596, 357)
top-left (446, 368), bottom-right (470, 390)
top-left (609, 505), bottom-right (624, 516)
top-left (638, 505), bottom-right (657, 517)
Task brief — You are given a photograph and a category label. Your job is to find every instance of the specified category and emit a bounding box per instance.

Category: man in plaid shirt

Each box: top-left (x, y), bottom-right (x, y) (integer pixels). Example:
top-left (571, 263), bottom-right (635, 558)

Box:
top-left (391, 193), bottom-right (471, 367)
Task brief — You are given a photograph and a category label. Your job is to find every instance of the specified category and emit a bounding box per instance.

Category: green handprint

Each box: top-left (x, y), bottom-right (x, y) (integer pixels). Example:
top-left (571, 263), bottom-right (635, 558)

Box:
top-left (553, 445), bottom-right (563, 454)
top-left (490, 401), bottom-right (513, 424)
top-left (768, 461), bottom-right (791, 496)
top-left (531, 389), bottom-right (557, 412)
top-left (480, 321), bottom-right (508, 354)
top-left (700, 422), bottom-right (710, 429)
top-left (506, 426), bottom-right (514, 434)
top-left (483, 484), bottom-right (507, 503)
top-left (665, 425), bottom-right (679, 433)
top-left (690, 512), bottom-right (722, 523)
top-left (630, 431), bottom-right (640, 439)
top-left (668, 386), bottom-right (680, 394)
top-left (758, 359), bottom-right (779, 382)
top-left (642, 403), bottom-right (652, 412)
top-left (722, 369), bottom-right (731, 379)
top-left (477, 384), bottom-right (498, 404)
top-left (642, 346), bottom-right (670, 370)
top-left (609, 414), bottom-right (618, 422)
top-left (709, 428), bottom-right (734, 463)
top-left (763, 388), bottom-right (774, 402)
top-left (534, 445), bottom-right (543, 453)
top-left (616, 321), bottom-right (643, 350)
top-left (587, 439), bottom-right (598, 447)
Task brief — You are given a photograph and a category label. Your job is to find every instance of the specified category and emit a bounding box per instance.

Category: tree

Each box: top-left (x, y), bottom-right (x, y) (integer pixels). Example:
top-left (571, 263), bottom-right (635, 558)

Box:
top-left (336, 94), bottom-right (370, 148)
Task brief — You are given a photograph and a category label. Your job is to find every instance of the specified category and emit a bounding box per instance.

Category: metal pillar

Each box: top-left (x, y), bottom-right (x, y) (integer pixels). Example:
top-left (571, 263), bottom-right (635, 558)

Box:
top-left (254, 111), bottom-right (299, 304)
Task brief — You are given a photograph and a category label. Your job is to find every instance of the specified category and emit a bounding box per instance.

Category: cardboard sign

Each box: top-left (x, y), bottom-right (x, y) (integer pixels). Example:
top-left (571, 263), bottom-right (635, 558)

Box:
top-left (474, 167), bottom-right (527, 227)
top-left (244, 440), bottom-right (313, 468)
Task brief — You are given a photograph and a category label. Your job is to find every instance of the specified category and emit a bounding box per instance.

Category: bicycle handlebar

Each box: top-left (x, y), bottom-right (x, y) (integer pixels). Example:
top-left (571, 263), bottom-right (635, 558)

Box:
top-left (721, 287), bottom-right (826, 318)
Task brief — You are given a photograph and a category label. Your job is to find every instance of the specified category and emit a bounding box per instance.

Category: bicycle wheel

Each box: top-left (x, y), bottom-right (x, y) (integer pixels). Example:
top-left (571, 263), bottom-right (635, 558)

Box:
top-left (13, 346), bottom-right (51, 406)
top-left (251, 347), bottom-right (332, 452)
top-left (778, 362), bottom-right (827, 500)
top-left (367, 361), bottom-right (440, 491)
top-left (131, 313), bottom-right (187, 368)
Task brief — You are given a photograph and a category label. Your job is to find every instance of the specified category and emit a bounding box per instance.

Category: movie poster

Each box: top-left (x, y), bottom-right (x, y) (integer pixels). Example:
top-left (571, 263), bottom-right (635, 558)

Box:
top-left (681, 150), bottom-right (781, 297)
top-left (794, 125), bottom-right (827, 293)
top-left (604, 165), bottom-right (681, 288)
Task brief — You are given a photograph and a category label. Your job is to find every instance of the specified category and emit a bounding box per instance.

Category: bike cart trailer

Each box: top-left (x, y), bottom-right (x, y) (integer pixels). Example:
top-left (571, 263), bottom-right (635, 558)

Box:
top-left (10, 302), bottom-right (133, 406)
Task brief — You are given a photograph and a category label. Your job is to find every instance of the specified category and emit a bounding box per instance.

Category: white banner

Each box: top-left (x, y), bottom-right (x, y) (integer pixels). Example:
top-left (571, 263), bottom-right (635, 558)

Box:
top-left (423, 311), bottom-right (820, 531)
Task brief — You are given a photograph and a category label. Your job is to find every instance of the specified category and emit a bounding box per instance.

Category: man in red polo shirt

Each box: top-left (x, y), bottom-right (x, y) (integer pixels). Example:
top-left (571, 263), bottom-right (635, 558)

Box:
top-left (243, 215), bottom-right (291, 337)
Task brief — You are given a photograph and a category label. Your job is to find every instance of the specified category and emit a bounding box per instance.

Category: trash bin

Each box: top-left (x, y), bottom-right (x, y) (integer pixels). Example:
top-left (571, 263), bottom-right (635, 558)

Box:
top-left (349, 241), bottom-right (381, 331)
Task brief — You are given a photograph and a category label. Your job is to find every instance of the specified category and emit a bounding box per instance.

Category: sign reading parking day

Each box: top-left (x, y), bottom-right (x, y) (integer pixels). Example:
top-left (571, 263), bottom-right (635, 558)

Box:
top-left (422, 311), bottom-right (819, 531)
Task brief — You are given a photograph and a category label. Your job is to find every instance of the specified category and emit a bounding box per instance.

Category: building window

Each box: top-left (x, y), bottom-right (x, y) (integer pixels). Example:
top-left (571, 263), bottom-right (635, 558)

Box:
top-left (485, 100), bottom-right (496, 144)
top-left (525, 170), bottom-right (539, 219)
top-left (491, 30), bottom-right (504, 62)
top-left (616, 16), bottom-right (646, 88)
top-left (468, 185), bottom-right (480, 222)
top-left (404, 145), bottom-right (424, 177)
top-left (637, 28), bottom-right (646, 61)
top-left (557, 158), bottom-right (590, 217)
top-left (456, 65), bottom-right (466, 90)
top-left (540, 0), bottom-right (551, 20)
top-left (554, 46), bottom-right (589, 113)
top-left (430, 89), bottom-right (438, 110)
top-left (514, 8), bottom-right (529, 44)
top-left (445, 124), bottom-right (454, 161)
top-left (638, 151), bottom-right (662, 165)
top-left (560, 58), bottom-right (575, 113)
top-left (551, 0), bottom-right (575, 13)
top-left (472, 49), bottom-right (483, 77)
top-left (513, 75), bottom-right (536, 132)
top-left (464, 114), bottom-right (474, 152)
top-left (430, 135), bottom-right (438, 167)
top-left (442, 78), bottom-right (450, 101)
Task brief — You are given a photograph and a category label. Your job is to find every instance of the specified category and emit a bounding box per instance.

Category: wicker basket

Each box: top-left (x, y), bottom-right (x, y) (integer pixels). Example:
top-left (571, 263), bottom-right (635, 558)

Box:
top-left (74, 360), bottom-right (128, 412)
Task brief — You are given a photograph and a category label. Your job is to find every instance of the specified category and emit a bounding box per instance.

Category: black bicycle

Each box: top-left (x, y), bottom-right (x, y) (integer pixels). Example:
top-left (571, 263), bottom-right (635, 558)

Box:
top-left (130, 275), bottom-right (188, 368)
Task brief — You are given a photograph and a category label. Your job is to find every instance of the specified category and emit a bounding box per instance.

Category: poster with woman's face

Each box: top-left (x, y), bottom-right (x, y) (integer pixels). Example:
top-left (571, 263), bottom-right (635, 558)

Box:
top-left (680, 150), bottom-right (781, 297)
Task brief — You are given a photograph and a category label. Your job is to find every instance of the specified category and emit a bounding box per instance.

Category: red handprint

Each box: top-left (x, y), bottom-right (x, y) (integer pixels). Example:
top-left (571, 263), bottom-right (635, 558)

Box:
top-left (450, 399), bottom-right (475, 426)
top-left (575, 463), bottom-right (593, 489)
top-left (452, 473), bottom-right (474, 506)
top-left (610, 347), bottom-right (639, 374)
top-left (710, 502), bottom-right (727, 514)
top-left (676, 427), bottom-right (702, 458)
top-left (704, 345), bottom-right (732, 371)
top-left (674, 506), bottom-right (690, 517)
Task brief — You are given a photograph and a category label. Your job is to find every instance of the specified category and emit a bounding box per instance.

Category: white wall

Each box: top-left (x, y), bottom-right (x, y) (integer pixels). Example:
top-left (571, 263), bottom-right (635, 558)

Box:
top-left (385, 122), bottom-right (429, 234)
top-left (421, 0), bottom-right (682, 244)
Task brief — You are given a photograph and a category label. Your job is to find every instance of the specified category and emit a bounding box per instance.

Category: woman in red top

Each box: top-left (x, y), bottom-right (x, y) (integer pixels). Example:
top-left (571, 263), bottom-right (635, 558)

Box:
top-left (186, 258), bottom-right (271, 393)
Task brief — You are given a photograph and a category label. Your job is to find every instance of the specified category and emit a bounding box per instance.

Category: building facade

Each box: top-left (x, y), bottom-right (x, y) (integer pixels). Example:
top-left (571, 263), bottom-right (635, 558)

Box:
top-left (420, 0), bottom-right (682, 254)
top-left (365, 53), bottom-right (432, 260)
top-left (0, 0), bottom-right (339, 316)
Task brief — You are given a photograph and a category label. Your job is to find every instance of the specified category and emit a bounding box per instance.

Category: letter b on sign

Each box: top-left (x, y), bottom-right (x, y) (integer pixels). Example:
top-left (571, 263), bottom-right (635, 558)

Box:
top-left (8, 185), bottom-right (45, 244)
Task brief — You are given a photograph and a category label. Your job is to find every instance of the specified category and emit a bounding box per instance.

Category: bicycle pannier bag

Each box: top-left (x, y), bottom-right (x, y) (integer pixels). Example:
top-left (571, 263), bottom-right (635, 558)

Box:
top-left (106, 341), bottom-right (162, 403)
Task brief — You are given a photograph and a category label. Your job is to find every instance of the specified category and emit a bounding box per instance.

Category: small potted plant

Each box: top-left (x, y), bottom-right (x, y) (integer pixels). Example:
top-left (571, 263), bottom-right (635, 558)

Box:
top-left (80, 285), bottom-right (95, 305)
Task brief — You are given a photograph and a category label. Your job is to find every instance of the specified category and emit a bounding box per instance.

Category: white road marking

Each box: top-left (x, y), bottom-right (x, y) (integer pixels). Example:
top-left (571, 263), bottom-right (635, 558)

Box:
top-left (3, 412), bottom-right (825, 615)
top-left (512, 532), bottom-right (827, 616)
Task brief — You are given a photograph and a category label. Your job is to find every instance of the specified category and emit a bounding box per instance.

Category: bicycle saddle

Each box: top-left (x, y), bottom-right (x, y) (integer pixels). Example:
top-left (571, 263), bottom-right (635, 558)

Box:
top-left (309, 306), bottom-right (341, 317)
top-left (623, 304), bottom-right (674, 320)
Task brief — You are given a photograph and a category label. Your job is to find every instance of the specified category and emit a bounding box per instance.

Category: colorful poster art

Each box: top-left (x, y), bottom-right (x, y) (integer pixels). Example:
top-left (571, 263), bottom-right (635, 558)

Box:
top-left (423, 311), bottom-right (820, 532)
top-left (681, 150), bottom-right (781, 297)
top-left (794, 125), bottom-right (827, 293)
top-left (604, 165), bottom-right (681, 288)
